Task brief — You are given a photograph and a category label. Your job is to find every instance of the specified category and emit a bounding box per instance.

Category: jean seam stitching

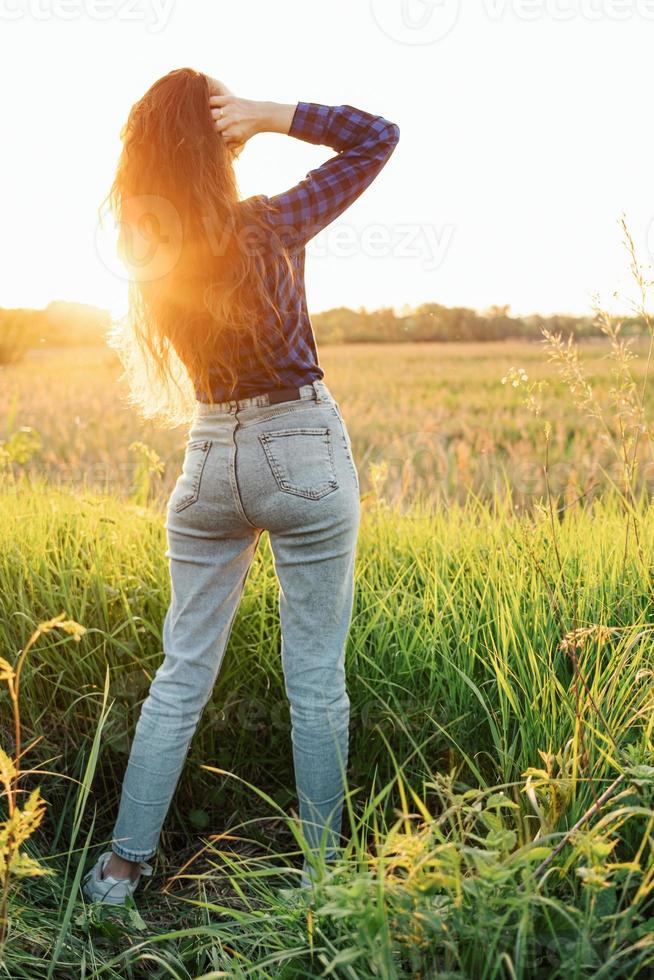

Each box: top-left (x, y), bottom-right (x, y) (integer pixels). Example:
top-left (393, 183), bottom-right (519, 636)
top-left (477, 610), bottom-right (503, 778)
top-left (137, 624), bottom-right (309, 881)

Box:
top-left (331, 407), bottom-right (359, 491)
top-left (238, 399), bottom-right (318, 428)
top-left (229, 420), bottom-right (260, 530)
top-left (173, 441), bottom-right (212, 513)
top-left (259, 430), bottom-right (339, 499)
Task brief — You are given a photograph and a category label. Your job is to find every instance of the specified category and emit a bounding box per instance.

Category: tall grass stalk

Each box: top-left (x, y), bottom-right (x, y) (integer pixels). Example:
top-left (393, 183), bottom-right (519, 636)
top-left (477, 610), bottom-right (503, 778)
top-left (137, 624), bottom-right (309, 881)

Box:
top-left (1, 488), bottom-right (653, 975)
top-left (0, 614), bottom-right (85, 957)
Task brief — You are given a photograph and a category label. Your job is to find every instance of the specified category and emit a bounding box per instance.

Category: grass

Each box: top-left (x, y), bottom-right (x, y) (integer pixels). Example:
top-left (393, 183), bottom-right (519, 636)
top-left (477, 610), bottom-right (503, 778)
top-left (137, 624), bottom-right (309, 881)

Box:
top-left (1, 485), bottom-right (653, 977)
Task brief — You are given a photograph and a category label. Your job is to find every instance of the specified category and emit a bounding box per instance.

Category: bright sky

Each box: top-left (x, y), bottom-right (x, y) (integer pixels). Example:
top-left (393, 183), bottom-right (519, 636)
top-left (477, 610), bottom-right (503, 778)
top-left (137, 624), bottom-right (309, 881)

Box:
top-left (1, 0), bottom-right (653, 319)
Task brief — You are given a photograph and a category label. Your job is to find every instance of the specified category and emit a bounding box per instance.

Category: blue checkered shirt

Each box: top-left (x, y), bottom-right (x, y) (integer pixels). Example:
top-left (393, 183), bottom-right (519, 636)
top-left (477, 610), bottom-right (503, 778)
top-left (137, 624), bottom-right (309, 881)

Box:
top-left (200, 102), bottom-right (400, 402)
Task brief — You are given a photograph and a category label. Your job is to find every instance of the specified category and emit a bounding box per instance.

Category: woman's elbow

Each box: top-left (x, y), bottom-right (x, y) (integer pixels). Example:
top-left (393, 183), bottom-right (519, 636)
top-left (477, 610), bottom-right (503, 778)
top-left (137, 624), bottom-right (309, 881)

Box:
top-left (385, 120), bottom-right (400, 148)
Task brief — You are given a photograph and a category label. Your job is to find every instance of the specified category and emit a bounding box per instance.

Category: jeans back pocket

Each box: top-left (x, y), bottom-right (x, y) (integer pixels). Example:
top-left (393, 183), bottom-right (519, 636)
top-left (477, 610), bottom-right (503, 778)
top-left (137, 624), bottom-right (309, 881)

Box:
top-left (259, 427), bottom-right (338, 499)
top-left (172, 439), bottom-right (212, 513)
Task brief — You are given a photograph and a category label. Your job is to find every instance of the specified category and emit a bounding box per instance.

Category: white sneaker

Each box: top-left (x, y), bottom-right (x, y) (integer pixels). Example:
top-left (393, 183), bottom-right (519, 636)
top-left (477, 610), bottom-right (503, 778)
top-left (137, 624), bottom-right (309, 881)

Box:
top-left (82, 850), bottom-right (153, 906)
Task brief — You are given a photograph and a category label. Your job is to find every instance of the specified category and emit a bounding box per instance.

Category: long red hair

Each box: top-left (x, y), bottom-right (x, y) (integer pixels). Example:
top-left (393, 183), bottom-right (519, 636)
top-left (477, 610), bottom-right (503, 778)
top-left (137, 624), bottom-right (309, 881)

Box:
top-left (105, 67), bottom-right (294, 426)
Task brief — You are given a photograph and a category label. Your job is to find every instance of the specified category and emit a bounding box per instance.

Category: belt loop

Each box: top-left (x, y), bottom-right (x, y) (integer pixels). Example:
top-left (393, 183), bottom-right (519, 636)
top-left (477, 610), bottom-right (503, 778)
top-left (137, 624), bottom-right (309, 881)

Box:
top-left (312, 380), bottom-right (322, 403)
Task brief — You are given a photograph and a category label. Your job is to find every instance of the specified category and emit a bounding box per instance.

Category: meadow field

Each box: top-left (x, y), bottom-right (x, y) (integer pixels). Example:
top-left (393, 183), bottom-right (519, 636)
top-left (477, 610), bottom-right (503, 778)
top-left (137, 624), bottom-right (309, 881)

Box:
top-left (3, 338), bottom-right (654, 507)
top-left (1, 338), bottom-right (654, 978)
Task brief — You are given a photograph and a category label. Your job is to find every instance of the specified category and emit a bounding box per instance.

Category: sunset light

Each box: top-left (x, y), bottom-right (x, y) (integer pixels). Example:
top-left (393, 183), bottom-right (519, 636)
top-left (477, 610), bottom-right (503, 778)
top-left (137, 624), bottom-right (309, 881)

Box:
top-left (2, 3), bottom-right (654, 320)
top-left (3, 4), bottom-right (654, 973)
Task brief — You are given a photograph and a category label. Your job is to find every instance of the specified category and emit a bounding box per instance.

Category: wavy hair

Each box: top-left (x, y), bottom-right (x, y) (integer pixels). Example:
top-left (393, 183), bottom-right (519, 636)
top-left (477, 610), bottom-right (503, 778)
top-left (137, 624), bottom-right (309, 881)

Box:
top-left (104, 67), bottom-right (295, 427)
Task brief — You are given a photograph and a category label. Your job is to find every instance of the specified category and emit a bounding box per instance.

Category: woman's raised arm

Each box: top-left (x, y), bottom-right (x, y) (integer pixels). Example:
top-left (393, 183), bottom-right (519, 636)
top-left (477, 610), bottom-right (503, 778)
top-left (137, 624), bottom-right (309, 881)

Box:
top-left (210, 96), bottom-right (400, 249)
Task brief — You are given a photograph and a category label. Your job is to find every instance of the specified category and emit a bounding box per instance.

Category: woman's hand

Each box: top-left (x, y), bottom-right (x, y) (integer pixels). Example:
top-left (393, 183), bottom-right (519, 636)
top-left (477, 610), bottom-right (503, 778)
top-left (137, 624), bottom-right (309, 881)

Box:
top-left (209, 97), bottom-right (296, 160)
top-left (209, 95), bottom-right (265, 149)
top-left (205, 80), bottom-right (248, 158)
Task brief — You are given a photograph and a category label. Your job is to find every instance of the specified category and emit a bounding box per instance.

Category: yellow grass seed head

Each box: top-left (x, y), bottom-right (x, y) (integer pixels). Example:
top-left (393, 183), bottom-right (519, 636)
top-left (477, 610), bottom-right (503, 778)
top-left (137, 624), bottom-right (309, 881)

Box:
top-left (36, 613), bottom-right (87, 642)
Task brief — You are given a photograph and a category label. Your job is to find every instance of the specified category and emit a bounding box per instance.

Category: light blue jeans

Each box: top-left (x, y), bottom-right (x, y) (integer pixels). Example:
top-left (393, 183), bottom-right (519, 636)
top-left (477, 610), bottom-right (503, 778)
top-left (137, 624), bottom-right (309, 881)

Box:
top-left (111, 379), bottom-right (360, 884)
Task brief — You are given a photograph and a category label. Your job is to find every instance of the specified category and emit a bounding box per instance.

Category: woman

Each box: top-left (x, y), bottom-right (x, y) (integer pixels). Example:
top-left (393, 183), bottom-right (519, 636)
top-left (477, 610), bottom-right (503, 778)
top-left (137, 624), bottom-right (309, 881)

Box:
top-left (83, 67), bottom-right (399, 904)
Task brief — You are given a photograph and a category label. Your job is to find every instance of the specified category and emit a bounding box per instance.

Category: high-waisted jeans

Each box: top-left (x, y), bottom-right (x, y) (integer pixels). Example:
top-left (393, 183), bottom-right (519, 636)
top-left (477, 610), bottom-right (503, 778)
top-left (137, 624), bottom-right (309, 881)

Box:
top-left (110, 379), bottom-right (360, 884)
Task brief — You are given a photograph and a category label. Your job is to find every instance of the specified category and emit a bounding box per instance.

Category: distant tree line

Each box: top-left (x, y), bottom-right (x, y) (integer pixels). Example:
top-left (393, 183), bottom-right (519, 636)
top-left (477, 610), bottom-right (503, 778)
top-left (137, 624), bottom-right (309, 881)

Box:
top-left (0, 302), bottom-right (112, 363)
top-left (311, 303), bottom-right (651, 345)
top-left (0, 300), bottom-right (650, 365)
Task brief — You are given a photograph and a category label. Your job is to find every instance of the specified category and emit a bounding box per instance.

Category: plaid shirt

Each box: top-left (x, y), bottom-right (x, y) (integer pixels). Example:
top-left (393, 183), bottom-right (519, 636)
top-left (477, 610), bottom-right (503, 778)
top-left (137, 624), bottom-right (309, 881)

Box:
top-left (201, 102), bottom-right (400, 402)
